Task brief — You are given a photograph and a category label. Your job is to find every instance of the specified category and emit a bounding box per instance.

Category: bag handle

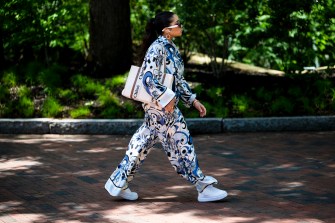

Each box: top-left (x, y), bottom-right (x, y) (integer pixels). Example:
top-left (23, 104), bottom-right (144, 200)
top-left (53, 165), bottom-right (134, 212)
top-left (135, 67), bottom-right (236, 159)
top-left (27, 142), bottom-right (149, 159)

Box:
top-left (130, 66), bottom-right (142, 99)
top-left (161, 45), bottom-right (167, 84)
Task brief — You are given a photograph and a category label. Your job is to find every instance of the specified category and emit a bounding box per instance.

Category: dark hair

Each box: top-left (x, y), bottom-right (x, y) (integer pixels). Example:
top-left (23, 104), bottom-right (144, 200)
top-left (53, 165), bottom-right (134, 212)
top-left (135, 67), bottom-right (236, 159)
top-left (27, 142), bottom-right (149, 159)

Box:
top-left (137, 11), bottom-right (174, 64)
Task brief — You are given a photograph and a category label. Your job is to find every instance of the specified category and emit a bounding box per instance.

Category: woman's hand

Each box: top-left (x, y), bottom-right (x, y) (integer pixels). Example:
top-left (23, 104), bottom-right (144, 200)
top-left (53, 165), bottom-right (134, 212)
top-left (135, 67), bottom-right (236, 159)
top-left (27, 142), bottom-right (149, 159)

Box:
top-left (165, 97), bottom-right (176, 113)
top-left (193, 99), bottom-right (207, 117)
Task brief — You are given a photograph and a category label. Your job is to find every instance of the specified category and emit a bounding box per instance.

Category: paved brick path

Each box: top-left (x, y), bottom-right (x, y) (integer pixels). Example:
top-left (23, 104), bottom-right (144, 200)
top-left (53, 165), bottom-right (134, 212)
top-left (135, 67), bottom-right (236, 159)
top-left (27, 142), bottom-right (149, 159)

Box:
top-left (0, 132), bottom-right (334, 223)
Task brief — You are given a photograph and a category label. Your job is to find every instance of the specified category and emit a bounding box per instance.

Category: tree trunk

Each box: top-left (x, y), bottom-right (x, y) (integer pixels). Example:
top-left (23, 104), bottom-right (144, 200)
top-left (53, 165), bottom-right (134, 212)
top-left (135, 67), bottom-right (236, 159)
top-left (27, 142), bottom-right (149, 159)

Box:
top-left (89, 0), bottom-right (132, 77)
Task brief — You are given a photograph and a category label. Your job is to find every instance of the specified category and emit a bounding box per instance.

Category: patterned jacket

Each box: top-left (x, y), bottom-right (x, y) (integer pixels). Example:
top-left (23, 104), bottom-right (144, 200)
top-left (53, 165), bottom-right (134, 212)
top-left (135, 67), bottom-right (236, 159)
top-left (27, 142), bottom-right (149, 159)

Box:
top-left (141, 35), bottom-right (196, 109)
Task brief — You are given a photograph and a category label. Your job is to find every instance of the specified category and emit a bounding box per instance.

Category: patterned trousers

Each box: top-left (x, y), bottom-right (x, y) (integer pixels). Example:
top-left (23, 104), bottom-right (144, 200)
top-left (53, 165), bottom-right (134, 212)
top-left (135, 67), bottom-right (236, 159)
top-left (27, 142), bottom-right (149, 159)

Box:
top-left (105, 107), bottom-right (205, 196)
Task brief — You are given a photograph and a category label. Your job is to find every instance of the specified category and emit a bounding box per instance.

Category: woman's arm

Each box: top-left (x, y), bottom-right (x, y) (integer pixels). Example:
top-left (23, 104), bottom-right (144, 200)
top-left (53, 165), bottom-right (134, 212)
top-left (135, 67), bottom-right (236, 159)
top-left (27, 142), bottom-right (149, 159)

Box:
top-left (142, 44), bottom-right (175, 108)
top-left (176, 72), bottom-right (206, 117)
top-left (176, 75), bottom-right (196, 108)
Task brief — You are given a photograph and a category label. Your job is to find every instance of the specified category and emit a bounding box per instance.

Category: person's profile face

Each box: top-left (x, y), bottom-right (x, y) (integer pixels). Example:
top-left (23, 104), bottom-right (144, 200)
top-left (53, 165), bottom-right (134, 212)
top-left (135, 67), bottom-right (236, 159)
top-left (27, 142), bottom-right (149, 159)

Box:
top-left (168, 14), bottom-right (183, 37)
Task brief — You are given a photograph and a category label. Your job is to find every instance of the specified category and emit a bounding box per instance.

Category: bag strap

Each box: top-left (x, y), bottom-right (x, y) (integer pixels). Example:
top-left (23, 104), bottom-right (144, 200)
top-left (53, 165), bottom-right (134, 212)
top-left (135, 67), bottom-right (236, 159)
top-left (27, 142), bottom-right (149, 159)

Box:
top-left (161, 44), bottom-right (167, 84)
top-left (130, 66), bottom-right (142, 99)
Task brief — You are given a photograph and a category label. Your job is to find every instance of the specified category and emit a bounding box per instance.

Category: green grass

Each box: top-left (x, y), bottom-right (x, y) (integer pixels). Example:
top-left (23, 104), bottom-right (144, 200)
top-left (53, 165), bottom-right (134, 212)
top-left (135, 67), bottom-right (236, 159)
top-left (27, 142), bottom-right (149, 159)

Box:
top-left (42, 97), bottom-right (63, 117)
top-left (70, 107), bottom-right (91, 118)
top-left (1, 64), bottom-right (334, 118)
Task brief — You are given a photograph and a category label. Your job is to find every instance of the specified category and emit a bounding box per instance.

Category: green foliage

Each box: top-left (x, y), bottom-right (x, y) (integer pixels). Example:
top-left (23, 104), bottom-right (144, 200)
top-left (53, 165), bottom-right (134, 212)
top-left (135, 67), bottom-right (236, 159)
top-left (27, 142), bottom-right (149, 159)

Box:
top-left (22, 62), bottom-right (66, 95)
top-left (206, 87), bottom-right (224, 99)
top-left (206, 101), bottom-right (229, 118)
top-left (0, 86), bottom-right (9, 102)
top-left (256, 87), bottom-right (273, 102)
top-left (97, 91), bottom-right (119, 107)
top-left (100, 107), bottom-right (120, 118)
top-left (231, 95), bottom-right (250, 116)
top-left (331, 88), bottom-right (335, 110)
top-left (71, 74), bottom-right (104, 96)
top-left (130, 0), bottom-right (176, 44)
top-left (270, 96), bottom-right (294, 114)
top-left (105, 75), bottom-right (127, 89)
top-left (1, 71), bottom-right (17, 87)
top-left (314, 79), bottom-right (332, 95)
top-left (24, 61), bottom-right (45, 85)
top-left (1, 64), bottom-right (334, 118)
top-left (17, 97), bottom-right (35, 117)
top-left (174, 0), bottom-right (335, 74)
top-left (2, 0), bottom-right (89, 64)
top-left (70, 107), bottom-right (91, 118)
top-left (58, 89), bottom-right (78, 102)
top-left (42, 97), bottom-right (63, 117)
top-left (37, 64), bottom-right (64, 90)
top-left (122, 101), bottom-right (143, 117)
top-left (3, 0), bottom-right (335, 76)
top-left (331, 88), bottom-right (335, 101)
top-left (1, 0), bottom-right (335, 119)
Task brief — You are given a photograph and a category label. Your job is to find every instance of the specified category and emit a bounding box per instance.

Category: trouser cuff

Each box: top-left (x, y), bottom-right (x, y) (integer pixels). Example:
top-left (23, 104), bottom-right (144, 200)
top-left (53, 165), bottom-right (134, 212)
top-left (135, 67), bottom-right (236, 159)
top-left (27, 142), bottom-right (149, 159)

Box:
top-left (195, 176), bottom-right (218, 193)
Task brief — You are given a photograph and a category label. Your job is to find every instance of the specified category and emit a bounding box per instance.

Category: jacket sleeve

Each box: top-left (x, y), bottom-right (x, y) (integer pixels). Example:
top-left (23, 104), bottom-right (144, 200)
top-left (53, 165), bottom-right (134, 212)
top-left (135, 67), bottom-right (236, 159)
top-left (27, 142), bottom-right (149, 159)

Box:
top-left (176, 75), bottom-right (196, 108)
top-left (142, 44), bottom-right (175, 108)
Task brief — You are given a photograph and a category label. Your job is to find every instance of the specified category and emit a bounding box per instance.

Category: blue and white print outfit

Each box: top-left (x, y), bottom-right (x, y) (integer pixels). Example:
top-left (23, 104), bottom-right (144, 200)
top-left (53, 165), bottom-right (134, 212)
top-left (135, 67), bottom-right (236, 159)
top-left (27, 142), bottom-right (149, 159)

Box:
top-left (105, 36), bottom-right (218, 197)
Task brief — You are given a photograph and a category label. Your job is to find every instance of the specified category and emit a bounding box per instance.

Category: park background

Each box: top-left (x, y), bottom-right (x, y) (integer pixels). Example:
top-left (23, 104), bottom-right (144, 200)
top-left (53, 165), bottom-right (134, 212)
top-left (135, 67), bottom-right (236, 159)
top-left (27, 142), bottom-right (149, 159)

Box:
top-left (1, 0), bottom-right (334, 119)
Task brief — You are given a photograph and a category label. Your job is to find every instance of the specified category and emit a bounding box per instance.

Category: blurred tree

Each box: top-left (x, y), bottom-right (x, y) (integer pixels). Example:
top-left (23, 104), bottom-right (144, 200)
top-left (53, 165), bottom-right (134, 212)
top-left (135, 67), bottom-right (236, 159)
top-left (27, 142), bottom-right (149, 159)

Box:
top-left (309, 0), bottom-right (335, 70)
top-left (89, 0), bottom-right (132, 77)
top-left (2, 0), bottom-right (88, 68)
top-left (175, 0), bottom-right (335, 75)
top-left (0, 20), bottom-right (4, 71)
top-left (175, 0), bottom-right (247, 76)
top-left (1, 0), bottom-right (334, 76)
top-left (130, 0), bottom-right (176, 63)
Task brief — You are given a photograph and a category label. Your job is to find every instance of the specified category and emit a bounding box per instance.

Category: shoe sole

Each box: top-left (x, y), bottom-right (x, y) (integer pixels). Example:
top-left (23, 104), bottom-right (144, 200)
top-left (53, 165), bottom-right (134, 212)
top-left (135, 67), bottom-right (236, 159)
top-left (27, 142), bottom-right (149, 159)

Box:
top-left (120, 193), bottom-right (138, 201)
top-left (198, 191), bottom-right (228, 202)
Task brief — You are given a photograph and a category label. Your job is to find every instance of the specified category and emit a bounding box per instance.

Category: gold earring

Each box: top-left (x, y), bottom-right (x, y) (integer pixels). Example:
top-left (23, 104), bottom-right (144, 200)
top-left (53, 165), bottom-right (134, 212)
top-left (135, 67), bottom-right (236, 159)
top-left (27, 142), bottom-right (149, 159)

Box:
top-left (166, 33), bottom-right (171, 40)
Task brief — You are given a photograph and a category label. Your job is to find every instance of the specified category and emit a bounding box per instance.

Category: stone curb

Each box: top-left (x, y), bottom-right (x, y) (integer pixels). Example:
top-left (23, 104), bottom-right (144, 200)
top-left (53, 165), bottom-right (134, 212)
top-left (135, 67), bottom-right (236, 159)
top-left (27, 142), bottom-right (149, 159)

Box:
top-left (0, 116), bottom-right (334, 135)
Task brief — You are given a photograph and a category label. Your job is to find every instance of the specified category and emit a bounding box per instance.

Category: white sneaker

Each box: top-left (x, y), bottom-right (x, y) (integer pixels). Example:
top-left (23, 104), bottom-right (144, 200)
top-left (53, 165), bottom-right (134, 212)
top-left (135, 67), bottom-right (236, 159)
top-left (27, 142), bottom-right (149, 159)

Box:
top-left (198, 185), bottom-right (228, 202)
top-left (119, 188), bottom-right (138, 201)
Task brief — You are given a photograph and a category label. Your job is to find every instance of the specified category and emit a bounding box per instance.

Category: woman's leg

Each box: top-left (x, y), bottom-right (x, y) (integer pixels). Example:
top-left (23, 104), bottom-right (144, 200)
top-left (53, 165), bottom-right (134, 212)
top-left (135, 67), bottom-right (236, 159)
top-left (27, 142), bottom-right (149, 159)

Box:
top-left (161, 108), bottom-right (227, 202)
top-left (153, 107), bottom-right (205, 184)
top-left (105, 121), bottom-right (157, 196)
top-left (144, 107), bottom-right (197, 182)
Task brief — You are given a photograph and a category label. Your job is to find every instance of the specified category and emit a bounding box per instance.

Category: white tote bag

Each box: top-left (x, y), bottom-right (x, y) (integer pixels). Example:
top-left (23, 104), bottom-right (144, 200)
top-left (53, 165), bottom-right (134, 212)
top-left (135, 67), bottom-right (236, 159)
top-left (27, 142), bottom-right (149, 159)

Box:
top-left (122, 48), bottom-right (173, 104)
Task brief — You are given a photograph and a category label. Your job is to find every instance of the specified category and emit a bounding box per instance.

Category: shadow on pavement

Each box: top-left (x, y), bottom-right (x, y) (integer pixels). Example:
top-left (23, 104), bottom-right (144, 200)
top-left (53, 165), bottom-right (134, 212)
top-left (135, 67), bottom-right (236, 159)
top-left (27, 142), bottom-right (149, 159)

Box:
top-left (1, 132), bottom-right (335, 223)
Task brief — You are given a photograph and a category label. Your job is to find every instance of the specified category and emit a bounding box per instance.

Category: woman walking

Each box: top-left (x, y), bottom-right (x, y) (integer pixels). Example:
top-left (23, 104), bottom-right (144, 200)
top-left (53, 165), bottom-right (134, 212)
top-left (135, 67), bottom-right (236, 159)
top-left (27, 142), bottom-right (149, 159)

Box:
top-left (105, 11), bottom-right (227, 202)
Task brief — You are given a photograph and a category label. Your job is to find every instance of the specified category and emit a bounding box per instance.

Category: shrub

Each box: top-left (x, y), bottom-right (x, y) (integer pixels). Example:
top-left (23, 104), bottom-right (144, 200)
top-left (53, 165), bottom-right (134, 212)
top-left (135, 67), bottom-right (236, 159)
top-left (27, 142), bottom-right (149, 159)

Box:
top-left (17, 96), bottom-right (35, 117)
top-left (100, 106), bottom-right (121, 118)
top-left (299, 97), bottom-right (315, 114)
top-left (71, 74), bottom-right (104, 96)
top-left (38, 64), bottom-right (64, 90)
top-left (58, 89), bottom-right (78, 103)
top-left (42, 97), bottom-right (63, 117)
top-left (206, 87), bottom-right (224, 99)
top-left (256, 87), bottom-right (273, 102)
top-left (231, 95), bottom-right (249, 115)
top-left (204, 101), bottom-right (229, 118)
top-left (24, 61), bottom-right (45, 85)
top-left (70, 107), bottom-right (91, 118)
top-left (314, 79), bottom-right (332, 95)
top-left (0, 85), bottom-right (9, 102)
top-left (2, 70), bottom-right (17, 87)
top-left (270, 96), bottom-right (294, 115)
top-left (97, 90), bottom-right (119, 107)
top-left (120, 100), bottom-right (144, 118)
top-left (17, 86), bottom-right (31, 97)
top-left (331, 88), bottom-right (335, 109)
top-left (105, 75), bottom-right (126, 88)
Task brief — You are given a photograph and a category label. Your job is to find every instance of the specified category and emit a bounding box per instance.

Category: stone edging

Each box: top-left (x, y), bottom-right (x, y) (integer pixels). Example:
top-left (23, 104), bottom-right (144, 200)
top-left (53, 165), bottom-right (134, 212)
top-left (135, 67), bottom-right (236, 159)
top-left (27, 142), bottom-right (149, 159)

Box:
top-left (0, 116), bottom-right (334, 135)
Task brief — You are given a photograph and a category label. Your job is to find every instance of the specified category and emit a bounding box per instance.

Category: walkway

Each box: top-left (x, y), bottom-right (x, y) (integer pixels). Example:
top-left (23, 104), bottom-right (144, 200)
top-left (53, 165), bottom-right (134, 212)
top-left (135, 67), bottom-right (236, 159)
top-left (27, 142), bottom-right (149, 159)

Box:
top-left (1, 132), bottom-right (335, 223)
